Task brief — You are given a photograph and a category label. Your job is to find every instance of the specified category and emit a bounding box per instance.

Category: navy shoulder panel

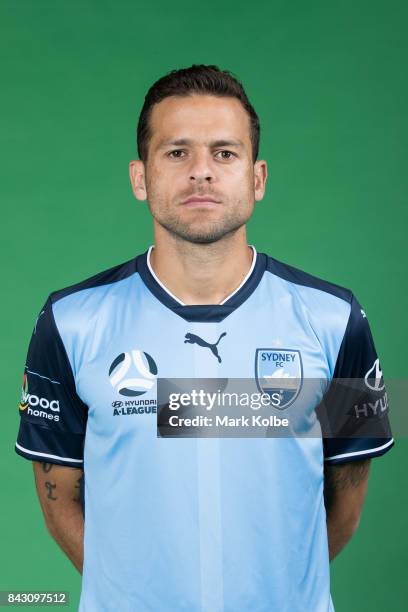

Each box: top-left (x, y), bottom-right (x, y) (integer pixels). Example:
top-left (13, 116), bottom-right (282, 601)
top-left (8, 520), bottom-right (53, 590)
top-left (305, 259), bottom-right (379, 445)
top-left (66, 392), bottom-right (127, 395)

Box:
top-left (265, 254), bottom-right (352, 303)
top-left (50, 256), bottom-right (139, 305)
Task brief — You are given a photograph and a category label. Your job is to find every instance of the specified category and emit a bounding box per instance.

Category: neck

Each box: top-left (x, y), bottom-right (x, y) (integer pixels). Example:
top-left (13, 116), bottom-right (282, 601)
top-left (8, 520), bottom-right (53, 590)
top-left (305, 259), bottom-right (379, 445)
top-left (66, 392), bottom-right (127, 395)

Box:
top-left (149, 228), bottom-right (255, 305)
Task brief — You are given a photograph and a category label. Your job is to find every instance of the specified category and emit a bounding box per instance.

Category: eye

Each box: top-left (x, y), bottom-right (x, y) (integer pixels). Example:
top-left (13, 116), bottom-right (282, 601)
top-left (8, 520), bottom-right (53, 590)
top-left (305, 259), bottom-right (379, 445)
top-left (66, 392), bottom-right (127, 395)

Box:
top-left (167, 150), bottom-right (186, 159)
top-left (215, 150), bottom-right (236, 160)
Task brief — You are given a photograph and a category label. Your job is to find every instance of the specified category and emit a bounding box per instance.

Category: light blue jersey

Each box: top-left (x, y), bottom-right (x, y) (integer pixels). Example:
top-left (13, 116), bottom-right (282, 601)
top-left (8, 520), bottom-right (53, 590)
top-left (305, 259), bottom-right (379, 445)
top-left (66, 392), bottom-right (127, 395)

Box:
top-left (16, 246), bottom-right (393, 611)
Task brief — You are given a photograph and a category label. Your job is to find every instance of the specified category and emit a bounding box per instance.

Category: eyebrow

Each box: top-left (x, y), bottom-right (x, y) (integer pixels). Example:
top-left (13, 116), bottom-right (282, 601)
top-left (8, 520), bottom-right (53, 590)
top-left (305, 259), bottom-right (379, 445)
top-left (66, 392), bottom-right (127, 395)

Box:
top-left (157, 138), bottom-right (245, 149)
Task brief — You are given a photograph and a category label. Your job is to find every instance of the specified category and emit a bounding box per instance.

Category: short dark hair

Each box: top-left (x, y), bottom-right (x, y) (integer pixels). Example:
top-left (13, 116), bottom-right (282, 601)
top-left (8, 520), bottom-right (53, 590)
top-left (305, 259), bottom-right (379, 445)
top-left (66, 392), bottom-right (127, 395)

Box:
top-left (137, 64), bottom-right (260, 163)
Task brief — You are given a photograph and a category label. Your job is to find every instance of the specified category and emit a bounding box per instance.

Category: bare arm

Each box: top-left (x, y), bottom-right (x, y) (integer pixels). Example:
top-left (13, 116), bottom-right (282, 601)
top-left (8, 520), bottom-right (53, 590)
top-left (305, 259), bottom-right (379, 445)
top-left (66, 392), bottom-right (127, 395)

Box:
top-left (32, 461), bottom-right (84, 574)
top-left (324, 459), bottom-right (371, 561)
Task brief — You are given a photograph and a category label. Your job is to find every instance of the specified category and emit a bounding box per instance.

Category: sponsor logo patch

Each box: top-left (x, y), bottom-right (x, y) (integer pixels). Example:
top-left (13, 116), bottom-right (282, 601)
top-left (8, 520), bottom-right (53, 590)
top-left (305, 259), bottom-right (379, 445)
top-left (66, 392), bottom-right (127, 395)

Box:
top-left (19, 371), bottom-right (61, 421)
top-left (364, 358), bottom-right (385, 392)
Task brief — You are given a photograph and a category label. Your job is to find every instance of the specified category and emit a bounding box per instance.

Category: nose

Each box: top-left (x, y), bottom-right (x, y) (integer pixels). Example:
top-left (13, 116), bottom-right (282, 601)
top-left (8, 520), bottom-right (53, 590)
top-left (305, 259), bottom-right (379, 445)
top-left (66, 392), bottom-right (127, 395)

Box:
top-left (188, 150), bottom-right (216, 183)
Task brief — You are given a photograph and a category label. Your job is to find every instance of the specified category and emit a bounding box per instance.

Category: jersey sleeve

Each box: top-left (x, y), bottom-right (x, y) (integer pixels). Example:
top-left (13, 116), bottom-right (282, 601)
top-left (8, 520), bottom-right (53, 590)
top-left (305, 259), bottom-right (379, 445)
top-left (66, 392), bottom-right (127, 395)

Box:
top-left (318, 293), bottom-right (394, 464)
top-left (15, 296), bottom-right (88, 467)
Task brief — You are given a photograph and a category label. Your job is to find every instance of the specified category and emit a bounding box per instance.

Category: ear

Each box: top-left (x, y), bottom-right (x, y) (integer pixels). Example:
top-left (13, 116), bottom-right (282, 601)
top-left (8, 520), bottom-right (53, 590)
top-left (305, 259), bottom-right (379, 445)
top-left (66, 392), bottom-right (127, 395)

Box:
top-left (253, 160), bottom-right (267, 202)
top-left (129, 160), bottom-right (147, 201)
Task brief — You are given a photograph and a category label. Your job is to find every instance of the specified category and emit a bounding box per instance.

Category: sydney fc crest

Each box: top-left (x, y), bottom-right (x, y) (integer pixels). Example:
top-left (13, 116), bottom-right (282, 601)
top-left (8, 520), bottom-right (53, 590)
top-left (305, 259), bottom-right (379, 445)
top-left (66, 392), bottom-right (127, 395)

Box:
top-left (255, 348), bottom-right (303, 410)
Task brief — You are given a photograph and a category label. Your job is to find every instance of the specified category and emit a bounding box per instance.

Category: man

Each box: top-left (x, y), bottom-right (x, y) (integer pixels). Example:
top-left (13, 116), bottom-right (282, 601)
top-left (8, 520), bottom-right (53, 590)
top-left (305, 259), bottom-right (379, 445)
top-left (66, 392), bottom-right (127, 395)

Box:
top-left (16, 65), bottom-right (393, 611)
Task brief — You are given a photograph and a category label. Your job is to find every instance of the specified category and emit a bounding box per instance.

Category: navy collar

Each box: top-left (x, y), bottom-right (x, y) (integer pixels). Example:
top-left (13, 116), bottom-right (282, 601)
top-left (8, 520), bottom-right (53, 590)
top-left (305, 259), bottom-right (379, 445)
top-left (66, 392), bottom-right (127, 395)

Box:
top-left (136, 247), bottom-right (267, 323)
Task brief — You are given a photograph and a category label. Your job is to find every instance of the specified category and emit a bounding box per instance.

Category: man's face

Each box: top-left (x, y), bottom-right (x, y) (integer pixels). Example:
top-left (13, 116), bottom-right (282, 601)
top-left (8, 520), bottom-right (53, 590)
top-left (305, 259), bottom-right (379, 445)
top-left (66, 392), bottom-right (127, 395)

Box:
top-left (130, 94), bottom-right (266, 244)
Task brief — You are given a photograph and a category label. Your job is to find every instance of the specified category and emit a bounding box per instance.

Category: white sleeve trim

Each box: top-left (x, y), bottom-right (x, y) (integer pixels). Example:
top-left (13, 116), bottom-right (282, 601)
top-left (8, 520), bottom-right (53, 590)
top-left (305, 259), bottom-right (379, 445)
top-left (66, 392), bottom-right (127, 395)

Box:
top-left (15, 442), bottom-right (83, 463)
top-left (324, 438), bottom-right (394, 461)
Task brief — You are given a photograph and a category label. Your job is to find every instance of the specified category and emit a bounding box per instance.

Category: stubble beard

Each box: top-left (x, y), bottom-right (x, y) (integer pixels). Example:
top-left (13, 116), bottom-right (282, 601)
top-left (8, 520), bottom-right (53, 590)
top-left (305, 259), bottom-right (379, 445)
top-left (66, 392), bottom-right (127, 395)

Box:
top-left (146, 196), bottom-right (253, 245)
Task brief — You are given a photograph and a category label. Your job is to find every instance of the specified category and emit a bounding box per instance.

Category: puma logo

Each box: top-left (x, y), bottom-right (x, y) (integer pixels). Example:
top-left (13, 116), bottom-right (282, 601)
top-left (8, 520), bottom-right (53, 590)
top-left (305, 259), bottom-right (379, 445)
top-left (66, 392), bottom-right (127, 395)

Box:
top-left (184, 332), bottom-right (227, 363)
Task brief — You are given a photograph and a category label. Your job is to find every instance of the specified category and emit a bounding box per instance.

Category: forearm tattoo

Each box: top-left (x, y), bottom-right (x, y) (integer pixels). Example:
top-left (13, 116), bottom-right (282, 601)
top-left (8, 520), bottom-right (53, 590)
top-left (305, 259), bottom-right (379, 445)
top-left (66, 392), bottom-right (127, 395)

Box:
top-left (73, 477), bottom-right (82, 503)
top-left (45, 481), bottom-right (57, 500)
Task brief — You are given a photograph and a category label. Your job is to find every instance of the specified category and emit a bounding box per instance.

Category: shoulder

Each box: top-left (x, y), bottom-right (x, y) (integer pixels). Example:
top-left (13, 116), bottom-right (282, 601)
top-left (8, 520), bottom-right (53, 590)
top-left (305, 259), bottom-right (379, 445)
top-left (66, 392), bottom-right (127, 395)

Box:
top-left (261, 253), bottom-right (365, 373)
top-left (44, 255), bottom-right (143, 341)
top-left (49, 256), bottom-right (140, 306)
top-left (263, 253), bottom-right (353, 305)
top-left (262, 250), bottom-right (379, 351)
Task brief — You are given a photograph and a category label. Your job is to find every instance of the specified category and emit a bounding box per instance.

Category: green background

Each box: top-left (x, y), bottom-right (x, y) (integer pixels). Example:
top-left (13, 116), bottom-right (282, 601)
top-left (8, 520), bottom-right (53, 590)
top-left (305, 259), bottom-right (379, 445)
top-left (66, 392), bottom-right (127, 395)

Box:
top-left (1, 1), bottom-right (406, 610)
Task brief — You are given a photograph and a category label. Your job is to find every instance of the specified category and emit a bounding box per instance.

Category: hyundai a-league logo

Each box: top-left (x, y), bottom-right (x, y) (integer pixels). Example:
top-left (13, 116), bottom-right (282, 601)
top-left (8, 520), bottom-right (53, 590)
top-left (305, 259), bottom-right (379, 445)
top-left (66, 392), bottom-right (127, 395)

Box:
top-left (109, 350), bottom-right (158, 397)
top-left (255, 348), bottom-right (303, 410)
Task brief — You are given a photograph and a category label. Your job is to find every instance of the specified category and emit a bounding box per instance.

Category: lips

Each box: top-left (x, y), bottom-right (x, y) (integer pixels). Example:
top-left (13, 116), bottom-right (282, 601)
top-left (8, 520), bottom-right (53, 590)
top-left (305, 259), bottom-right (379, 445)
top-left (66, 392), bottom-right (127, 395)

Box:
top-left (181, 195), bottom-right (220, 205)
